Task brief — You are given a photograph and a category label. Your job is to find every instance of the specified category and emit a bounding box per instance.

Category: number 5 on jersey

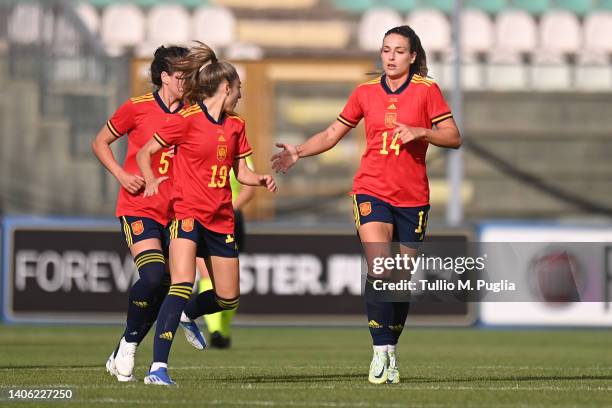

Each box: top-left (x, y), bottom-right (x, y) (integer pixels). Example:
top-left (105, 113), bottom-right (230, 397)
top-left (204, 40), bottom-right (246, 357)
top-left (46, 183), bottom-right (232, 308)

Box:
top-left (158, 151), bottom-right (172, 174)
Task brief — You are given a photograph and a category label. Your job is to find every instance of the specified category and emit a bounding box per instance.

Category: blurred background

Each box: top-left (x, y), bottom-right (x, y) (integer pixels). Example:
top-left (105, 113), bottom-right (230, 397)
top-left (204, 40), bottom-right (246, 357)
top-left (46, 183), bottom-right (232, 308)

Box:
top-left (1, 0), bottom-right (611, 327)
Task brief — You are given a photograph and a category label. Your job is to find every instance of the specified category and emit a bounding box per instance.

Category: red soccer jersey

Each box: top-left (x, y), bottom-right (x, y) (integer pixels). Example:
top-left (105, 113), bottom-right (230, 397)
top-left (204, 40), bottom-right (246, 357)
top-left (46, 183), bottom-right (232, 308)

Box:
top-left (153, 102), bottom-right (253, 234)
top-left (106, 91), bottom-right (183, 225)
top-left (337, 74), bottom-right (452, 207)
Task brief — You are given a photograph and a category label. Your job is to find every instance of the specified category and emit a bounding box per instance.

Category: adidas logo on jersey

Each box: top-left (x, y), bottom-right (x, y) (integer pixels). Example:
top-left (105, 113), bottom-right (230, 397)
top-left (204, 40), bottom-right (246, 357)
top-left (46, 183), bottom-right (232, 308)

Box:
top-left (132, 301), bottom-right (148, 308)
top-left (387, 103), bottom-right (397, 110)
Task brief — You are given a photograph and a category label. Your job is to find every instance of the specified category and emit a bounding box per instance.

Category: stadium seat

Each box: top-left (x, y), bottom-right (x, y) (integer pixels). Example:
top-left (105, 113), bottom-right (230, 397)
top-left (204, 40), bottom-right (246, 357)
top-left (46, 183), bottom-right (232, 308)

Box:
top-left (583, 11), bottom-right (612, 54)
top-left (100, 3), bottom-right (145, 54)
top-left (554, 0), bottom-right (592, 15)
top-left (146, 4), bottom-right (191, 44)
top-left (539, 10), bottom-right (581, 55)
top-left (494, 9), bottom-right (537, 54)
top-left (381, 0), bottom-right (418, 13)
top-left (511, 0), bottom-right (551, 15)
top-left (53, 16), bottom-right (80, 56)
top-left (75, 2), bottom-right (100, 34)
top-left (531, 52), bottom-right (572, 90)
top-left (462, 9), bottom-right (494, 54)
top-left (419, 0), bottom-right (454, 13)
top-left (466, 0), bottom-right (508, 14)
top-left (193, 6), bottom-right (236, 48)
top-left (575, 53), bottom-right (612, 90)
top-left (358, 8), bottom-right (403, 51)
top-left (8, 2), bottom-right (43, 45)
top-left (407, 9), bottom-right (451, 53)
top-left (442, 52), bottom-right (485, 90)
top-left (334, 0), bottom-right (375, 13)
top-left (486, 51), bottom-right (527, 90)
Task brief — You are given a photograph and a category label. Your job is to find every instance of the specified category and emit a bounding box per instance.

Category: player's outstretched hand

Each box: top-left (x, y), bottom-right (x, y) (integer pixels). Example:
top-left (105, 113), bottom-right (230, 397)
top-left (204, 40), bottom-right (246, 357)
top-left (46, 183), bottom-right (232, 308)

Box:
top-left (259, 174), bottom-right (278, 193)
top-left (143, 176), bottom-right (168, 197)
top-left (119, 172), bottom-right (145, 195)
top-left (394, 122), bottom-right (426, 144)
top-left (271, 143), bottom-right (299, 174)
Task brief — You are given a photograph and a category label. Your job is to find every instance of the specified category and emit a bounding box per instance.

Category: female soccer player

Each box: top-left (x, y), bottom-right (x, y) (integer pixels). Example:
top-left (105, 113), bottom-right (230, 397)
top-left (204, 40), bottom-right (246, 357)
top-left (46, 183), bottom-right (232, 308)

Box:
top-left (136, 43), bottom-right (277, 386)
top-left (272, 26), bottom-right (461, 384)
top-left (92, 45), bottom-right (205, 383)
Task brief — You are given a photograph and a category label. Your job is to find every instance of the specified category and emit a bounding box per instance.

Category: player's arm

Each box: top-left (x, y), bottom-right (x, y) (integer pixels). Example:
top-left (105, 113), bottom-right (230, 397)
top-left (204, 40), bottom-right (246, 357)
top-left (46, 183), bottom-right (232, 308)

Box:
top-left (233, 156), bottom-right (256, 210)
top-left (234, 157), bottom-right (277, 192)
top-left (91, 125), bottom-right (144, 194)
top-left (271, 120), bottom-right (352, 174)
top-left (394, 118), bottom-right (462, 149)
top-left (136, 136), bottom-right (168, 197)
top-left (234, 184), bottom-right (256, 211)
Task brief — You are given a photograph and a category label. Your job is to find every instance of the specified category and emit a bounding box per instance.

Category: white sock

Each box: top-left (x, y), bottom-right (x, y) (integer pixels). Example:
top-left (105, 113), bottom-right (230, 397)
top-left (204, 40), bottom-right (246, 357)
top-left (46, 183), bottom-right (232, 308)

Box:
top-left (151, 362), bottom-right (167, 372)
top-left (387, 344), bottom-right (396, 353)
top-left (373, 345), bottom-right (388, 353)
top-left (180, 311), bottom-right (191, 323)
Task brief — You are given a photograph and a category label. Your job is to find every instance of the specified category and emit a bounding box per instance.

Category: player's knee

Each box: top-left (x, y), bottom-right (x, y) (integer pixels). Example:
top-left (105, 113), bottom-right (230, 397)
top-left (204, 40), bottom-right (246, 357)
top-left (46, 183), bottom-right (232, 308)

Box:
top-left (134, 249), bottom-right (166, 289)
top-left (215, 295), bottom-right (239, 310)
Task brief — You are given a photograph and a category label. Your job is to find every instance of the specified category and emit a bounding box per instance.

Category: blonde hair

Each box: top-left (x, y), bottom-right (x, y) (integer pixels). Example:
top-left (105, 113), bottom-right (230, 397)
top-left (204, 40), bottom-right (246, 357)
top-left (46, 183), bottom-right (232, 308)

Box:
top-left (175, 41), bottom-right (239, 105)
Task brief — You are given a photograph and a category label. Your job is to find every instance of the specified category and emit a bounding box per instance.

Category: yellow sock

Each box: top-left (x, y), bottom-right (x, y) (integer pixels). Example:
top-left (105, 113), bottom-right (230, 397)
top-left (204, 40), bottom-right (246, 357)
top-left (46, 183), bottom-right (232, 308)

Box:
top-left (198, 278), bottom-right (223, 334)
top-left (220, 308), bottom-right (236, 337)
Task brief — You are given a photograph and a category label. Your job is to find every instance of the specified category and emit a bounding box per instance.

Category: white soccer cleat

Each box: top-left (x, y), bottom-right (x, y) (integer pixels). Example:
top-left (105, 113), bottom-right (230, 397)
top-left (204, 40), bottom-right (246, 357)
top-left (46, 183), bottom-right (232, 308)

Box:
top-left (386, 350), bottom-right (400, 384)
top-left (106, 352), bottom-right (136, 382)
top-left (113, 338), bottom-right (137, 378)
top-left (368, 349), bottom-right (388, 384)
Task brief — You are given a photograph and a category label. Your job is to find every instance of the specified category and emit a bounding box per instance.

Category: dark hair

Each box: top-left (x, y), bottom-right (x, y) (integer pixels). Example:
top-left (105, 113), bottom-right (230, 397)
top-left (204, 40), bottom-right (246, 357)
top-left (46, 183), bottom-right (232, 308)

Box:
top-left (174, 41), bottom-right (239, 105)
top-left (150, 45), bottom-right (189, 87)
top-left (384, 25), bottom-right (428, 77)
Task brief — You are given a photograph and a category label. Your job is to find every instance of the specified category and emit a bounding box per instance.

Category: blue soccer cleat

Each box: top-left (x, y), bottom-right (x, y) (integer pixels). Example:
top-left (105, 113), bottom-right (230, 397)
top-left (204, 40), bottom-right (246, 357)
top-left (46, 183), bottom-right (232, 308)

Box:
top-left (179, 318), bottom-right (207, 350)
top-left (144, 367), bottom-right (176, 386)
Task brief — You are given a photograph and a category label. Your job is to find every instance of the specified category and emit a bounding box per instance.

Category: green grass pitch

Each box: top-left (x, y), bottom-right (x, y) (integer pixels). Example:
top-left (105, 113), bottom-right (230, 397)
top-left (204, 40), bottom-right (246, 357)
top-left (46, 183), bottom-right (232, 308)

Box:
top-left (1, 325), bottom-right (611, 407)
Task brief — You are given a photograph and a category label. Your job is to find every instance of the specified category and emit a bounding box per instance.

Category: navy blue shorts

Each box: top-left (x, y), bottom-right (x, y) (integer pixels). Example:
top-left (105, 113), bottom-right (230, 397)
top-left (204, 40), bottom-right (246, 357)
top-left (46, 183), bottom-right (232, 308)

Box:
top-left (119, 216), bottom-right (169, 254)
top-left (353, 194), bottom-right (430, 246)
top-left (168, 218), bottom-right (238, 258)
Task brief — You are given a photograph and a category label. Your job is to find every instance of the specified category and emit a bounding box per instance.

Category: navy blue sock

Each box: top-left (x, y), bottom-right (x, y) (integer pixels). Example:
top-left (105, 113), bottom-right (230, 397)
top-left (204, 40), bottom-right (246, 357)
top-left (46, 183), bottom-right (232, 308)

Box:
top-left (389, 302), bottom-right (410, 345)
top-left (123, 250), bottom-right (166, 343)
top-left (183, 289), bottom-right (239, 320)
top-left (153, 282), bottom-right (193, 364)
top-left (133, 274), bottom-right (171, 345)
top-left (365, 278), bottom-right (395, 346)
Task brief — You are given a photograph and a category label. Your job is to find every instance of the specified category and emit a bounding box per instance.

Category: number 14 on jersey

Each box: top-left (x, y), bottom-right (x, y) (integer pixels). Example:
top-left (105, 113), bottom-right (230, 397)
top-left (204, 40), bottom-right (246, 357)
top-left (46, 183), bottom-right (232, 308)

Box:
top-left (379, 131), bottom-right (400, 156)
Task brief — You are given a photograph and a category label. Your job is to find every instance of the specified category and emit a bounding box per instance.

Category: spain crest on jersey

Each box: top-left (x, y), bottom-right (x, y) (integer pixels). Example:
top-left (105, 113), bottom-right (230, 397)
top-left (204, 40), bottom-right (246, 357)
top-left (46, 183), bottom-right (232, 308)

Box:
top-left (359, 202), bottom-right (372, 216)
top-left (182, 218), bottom-right (194, 232)
top-left (385, 112), bottom-right (396, 129)
top-left (217, 145), bottom-right (227, 161)
top-left (131, 220), bottom-right (144, 236)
